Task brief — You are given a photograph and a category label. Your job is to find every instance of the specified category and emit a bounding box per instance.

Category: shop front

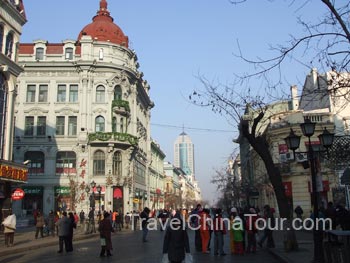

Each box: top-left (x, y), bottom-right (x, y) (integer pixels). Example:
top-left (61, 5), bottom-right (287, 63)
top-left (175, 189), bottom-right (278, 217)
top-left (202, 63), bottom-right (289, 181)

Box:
top-left (21, 186), bottom-right (43, 216)
top-left (54, 186), bottom-right (71, 212)
top-left (0, 160), bottom-right (28, 223)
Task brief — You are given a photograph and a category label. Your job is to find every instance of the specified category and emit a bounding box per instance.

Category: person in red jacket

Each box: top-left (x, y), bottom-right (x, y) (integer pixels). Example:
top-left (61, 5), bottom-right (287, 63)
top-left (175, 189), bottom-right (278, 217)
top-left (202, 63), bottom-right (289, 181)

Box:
top-left (213, 208), bottom-right (227, 256)
top-left (199, 208), bottom-right (211, 254)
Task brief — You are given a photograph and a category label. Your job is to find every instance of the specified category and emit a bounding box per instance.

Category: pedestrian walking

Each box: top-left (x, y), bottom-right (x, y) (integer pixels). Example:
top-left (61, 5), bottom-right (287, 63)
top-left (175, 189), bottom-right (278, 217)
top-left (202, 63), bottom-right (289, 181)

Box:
top-left (132, 210), bottom-right (139, 230)
top-left (258, 205), bottom-right (275, 248)
top-left (2, 212), bottom-right (16, 247)
top-left (213, 208), bottom-right (227, 256)
top-left (189, 204), bottom-right (202, 252)
top-left (124, 212), bottom-right (131, 229)
top-left (35, 211), bottom-right (45, 239)
top-left (140, 207), bottom-right (150, 242)
top-left (246, 208), bottom-right (258, 253)
top-left (199, 208), bottom-right (211, 254)
top-left (47, 210), bottom-right (55, 237)
top-left (162, 211), bottom-right (191, 263)
top-left (294, 205), bottom-right (303, 220)
top-left (112, 210), bottom-right (117, 229)
top-left (98, 212), bottom-right (114, 257)
top-left (231, 208), bottom-right (244, 255)
top-left (79, 210), bottom-right (85, 226)
top-left (87, 208), bottom-right (96, 234)
top-left (229, 207), bottom-right (236, 254)
top-left (67, 212), bottom-right (76, 252)
top-left (56, 211), bottom-right (70, 253)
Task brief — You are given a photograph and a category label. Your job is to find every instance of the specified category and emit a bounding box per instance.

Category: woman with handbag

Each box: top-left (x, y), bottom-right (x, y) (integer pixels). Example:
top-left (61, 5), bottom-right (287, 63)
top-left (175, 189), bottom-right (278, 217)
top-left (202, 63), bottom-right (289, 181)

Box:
top-left (98, 212), bottom-right (114, 257)
top-left (162, 211), bottom-right (191, 263)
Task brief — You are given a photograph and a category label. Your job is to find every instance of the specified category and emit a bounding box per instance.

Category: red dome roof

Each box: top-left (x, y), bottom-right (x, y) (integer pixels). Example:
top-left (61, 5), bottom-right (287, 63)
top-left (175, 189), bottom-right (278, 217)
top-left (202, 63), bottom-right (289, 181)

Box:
top-left (77, 0), bottom-right (128, 47)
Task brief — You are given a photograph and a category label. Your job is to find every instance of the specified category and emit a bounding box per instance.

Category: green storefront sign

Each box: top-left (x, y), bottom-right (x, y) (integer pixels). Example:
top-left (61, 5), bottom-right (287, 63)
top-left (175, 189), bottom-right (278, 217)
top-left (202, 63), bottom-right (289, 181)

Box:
top-left (54, 186), bottom-right (70, 196)
top-left (23, 186), bottom-right (43, 195)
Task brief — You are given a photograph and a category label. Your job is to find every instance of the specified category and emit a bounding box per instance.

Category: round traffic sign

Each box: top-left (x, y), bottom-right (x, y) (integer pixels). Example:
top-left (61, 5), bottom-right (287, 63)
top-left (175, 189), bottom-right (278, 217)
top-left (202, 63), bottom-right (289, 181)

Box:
top-left (12, 188), bottom-right (25, 200)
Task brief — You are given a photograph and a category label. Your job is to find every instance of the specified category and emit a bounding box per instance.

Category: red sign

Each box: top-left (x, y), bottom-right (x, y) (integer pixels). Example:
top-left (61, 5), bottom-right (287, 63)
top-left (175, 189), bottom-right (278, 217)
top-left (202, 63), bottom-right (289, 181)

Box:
top-left (12, 188), bottom-right (25, 200)
top-left (282, 182), bottom-right (293, 197)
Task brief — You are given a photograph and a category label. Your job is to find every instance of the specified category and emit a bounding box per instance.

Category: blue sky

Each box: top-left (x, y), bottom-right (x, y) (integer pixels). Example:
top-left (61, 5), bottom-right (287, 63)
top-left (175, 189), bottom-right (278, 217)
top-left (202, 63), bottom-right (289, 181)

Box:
top-left (20, 0), bottom-right (327, 205)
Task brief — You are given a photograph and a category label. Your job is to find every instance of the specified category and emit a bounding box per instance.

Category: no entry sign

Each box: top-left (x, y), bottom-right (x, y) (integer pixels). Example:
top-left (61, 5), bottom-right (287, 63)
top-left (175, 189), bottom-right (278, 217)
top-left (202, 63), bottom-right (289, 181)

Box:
top-left (12, 188), bottom-right (25, 200)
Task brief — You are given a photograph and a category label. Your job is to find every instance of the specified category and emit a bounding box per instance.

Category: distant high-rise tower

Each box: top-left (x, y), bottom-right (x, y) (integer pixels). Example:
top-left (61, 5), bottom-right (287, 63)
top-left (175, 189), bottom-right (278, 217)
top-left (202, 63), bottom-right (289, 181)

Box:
top-left (174, 132), bottom-right (195, 179)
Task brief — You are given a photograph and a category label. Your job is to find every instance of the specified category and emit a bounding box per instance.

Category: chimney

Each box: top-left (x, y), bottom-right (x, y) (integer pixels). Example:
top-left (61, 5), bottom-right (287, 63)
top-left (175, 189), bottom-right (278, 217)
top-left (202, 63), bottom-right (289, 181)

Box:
top-left (290, 85), bottom-right (299, 110)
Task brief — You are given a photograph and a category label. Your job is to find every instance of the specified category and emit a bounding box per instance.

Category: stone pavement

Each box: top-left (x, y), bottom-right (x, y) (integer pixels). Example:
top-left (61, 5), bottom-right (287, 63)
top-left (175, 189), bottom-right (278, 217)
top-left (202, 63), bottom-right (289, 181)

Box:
top-left (267, 230), bottom-right (314, 263)
top-left (0, 224), bottom-right (317, 262)
top-left (0, 223), bottom-right (99, 257)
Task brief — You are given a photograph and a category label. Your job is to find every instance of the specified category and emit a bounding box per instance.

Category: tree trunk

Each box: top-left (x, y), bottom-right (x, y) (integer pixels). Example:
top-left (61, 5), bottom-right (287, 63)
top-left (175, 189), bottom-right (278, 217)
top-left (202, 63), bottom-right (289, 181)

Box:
top-left (241, 119), bottom-right (298, 251)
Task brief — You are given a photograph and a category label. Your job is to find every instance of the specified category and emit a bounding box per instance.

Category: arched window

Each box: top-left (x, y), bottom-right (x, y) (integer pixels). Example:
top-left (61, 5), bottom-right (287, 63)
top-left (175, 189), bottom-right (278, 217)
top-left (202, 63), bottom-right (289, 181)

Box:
top-left (0, 73), bottom-right (7, 159)
top-left (24, 151), bottom-right (45, 175)
top-left (0, 25), bottom-right (4, 53)
top-left (5, 32), bottom-right (14, 58)
top-left (96, 85), bottom-right (105, 103)
top-left (35, 47), bottom-right (44, 60)
top-left (93, 150), bottom-right (105, 175)
top-left (114, 85), bottom-right (122, 100)
top-left (112, 151), bottom-right (122, 177)
top-left (95, 116), bottom-right (105, 132)
top-left (56, 151), bottom-right (76, 175)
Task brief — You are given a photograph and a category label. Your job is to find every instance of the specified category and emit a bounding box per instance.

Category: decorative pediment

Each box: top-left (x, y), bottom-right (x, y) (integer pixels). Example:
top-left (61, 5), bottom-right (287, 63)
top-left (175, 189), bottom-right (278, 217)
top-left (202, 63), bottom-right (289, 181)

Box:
top-left (92, 107), bottom-right (107, 114)
top-left (107, 71), bottom-right (130, 87)
top-left (54, 107), bottom-right (79, 115)
top-left (24, 107), bottom-right (49, 115)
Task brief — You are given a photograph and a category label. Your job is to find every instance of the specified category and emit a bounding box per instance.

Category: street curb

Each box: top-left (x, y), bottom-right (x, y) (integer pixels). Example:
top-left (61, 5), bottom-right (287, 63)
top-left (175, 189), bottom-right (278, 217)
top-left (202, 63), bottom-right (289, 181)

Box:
top-left (0, 233), bottom-right (99, 258)
top-left (267, 248), bottom-right (292, 263)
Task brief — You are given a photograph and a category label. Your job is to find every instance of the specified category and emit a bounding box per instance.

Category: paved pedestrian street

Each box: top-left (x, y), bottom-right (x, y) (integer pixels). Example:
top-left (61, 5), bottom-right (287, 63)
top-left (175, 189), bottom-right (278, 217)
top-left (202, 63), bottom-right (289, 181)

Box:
top-left (0, 229), bottom-right (279, 263)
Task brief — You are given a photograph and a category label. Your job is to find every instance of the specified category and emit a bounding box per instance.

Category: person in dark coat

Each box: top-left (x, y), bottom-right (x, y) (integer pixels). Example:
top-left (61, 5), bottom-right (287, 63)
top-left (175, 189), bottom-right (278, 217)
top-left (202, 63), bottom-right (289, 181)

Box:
top-left (47, 210), bottom-right (55, 237)
top-left (66, 212), bottom-right (76, 252)
top-left (163, 212), bottom-right (190, 263)
top-left (140, 207), bottom-right (150, 242)
top-left (56, 212), bottom-right (70, 253)
top-left (99, 212), bottom-right (114, 257)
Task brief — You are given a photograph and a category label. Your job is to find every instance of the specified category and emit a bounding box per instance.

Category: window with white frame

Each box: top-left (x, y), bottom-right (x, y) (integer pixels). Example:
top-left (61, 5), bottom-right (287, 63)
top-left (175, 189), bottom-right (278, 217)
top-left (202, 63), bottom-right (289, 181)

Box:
top-left (56, 151), bottom-right (76, 175)
top-left (96, 85), bottom-right (105, 103)
top-left (25, 151), bottom-right (45, 175)
top-left (24, 116), bottom-right (34, 136)
top-left (35, 47), bottom-right (44, 60)
top-left (65, 47), bottom-right (73, 60)
top-left (38, 85), bottom-right (48, 102)
top-left (56, 116), bottom-right (65, 135)
top-left (5, 32), bottom-right (13, 58)
top-left (112, 151), bottom-right (122, 177)
top-left (95, 116), bottom-right (105, 132)
top-left (93, 150), bottom-right (105, 175)
top-left (26, 85), bottom-right (36, 102)
top-left (37, 116), bottom-right (46, 136)
top-left (69, 85), bottom-right (78, 102)
top-left (57, 85), bottom-right (66, 102)
top-left (68, 116), bottom-right (77, 136)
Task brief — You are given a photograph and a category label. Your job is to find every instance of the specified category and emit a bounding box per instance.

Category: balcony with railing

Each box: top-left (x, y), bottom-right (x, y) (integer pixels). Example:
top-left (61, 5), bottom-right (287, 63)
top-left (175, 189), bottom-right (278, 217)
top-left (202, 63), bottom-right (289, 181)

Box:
top-left (88, 132), bottom-right (138, 146)
top-left (112, 99), bottom-right (130, 115)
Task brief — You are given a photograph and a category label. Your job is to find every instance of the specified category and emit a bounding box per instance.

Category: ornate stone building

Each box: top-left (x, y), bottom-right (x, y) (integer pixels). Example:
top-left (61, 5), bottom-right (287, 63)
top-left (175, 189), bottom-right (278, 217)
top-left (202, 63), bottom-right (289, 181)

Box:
top-left (13, 0), bottom-right (153, 216)
top-left (0, 0), bottom-right (28, 222)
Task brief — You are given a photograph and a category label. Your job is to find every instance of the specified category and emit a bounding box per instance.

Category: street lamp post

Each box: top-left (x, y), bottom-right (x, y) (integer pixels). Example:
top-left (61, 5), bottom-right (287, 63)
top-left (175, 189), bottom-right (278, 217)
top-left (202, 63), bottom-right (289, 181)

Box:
top-left (97, 185), bottom-right (102, 213)
top-left (90, 181), bottom-right (96, 210)
top-left (284, 119), bottom-right (334, 263)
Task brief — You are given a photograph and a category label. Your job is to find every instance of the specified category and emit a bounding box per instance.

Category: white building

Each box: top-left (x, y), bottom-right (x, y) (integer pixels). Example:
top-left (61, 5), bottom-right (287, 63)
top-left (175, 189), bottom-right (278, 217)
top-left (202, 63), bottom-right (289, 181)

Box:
top-left (13, 0), bottom-right (154, 216)
top-left (0, 0), bottom-right (28, 222)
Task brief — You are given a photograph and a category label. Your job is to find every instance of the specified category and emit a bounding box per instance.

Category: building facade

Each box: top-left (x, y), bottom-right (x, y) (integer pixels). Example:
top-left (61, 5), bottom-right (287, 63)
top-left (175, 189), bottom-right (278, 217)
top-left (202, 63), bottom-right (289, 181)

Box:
top-left (13, 0), bottom-right (154, 216)
top-left (0, 0), bottom-right (28, 223)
